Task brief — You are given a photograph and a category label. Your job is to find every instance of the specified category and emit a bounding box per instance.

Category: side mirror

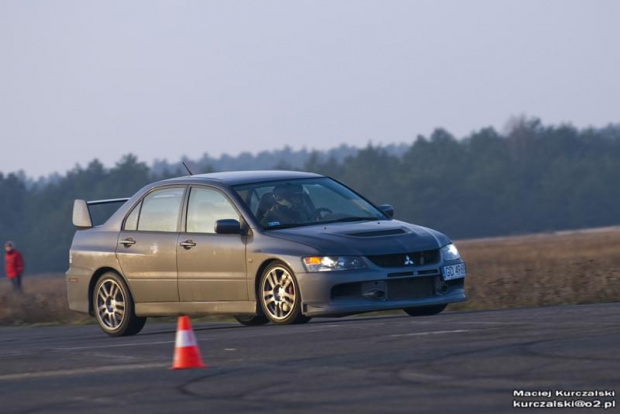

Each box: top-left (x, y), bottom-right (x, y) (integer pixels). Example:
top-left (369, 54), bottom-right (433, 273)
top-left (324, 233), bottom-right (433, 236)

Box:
top-left (73, 200), bottom-right (93, 229)
top-left (379, 204), bottom-right (394, 218)
top-left (215, 219), bottom-right (242, 235)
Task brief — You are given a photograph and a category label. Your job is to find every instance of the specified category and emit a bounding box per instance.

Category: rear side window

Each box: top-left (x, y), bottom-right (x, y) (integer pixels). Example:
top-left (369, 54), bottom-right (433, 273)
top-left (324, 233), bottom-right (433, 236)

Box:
top-left (124, 201), bottom-right (141, 231)
top-left (186, 187), bottom-right (239, 234)
top-left (137, 187), bottom-right (185, 232)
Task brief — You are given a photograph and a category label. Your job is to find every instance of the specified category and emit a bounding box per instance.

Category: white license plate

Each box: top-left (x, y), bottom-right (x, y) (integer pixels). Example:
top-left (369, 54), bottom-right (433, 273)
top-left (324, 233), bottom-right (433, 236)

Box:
top-left (442, 263), bottom-right (466, 280)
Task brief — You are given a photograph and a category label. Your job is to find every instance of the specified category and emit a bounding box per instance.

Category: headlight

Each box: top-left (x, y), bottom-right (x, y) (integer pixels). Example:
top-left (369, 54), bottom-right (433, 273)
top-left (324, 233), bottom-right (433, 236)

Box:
top-left (440, 244), bottom-right (461, 261)
top-left (303, 256), bottom-right (367, 272)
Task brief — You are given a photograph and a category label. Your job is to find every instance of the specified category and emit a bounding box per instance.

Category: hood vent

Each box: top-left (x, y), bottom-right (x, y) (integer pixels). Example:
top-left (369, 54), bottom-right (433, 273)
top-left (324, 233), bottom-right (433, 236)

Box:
top-left (345, 229), bottom-right (406, 237)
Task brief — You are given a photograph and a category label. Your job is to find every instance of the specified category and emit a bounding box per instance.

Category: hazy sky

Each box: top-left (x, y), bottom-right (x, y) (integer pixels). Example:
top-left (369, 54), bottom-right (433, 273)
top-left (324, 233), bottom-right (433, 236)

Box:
top-left (1, 1), bottom-right (619, 177)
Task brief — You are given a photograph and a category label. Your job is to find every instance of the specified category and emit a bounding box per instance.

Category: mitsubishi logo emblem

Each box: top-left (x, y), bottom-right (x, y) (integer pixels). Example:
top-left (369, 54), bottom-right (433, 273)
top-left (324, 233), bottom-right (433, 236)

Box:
top-left (404, 255), bottom-right (414, 265)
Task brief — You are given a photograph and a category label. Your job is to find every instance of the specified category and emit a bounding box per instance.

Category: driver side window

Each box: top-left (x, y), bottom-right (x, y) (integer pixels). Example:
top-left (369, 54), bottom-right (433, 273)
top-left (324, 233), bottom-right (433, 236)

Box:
top-left (186, 187), bottom-right (239, 234)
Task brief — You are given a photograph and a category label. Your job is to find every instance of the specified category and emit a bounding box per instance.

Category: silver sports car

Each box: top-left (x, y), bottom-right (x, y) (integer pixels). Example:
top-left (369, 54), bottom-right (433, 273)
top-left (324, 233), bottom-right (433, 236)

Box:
top-left (67, 171), bottom-right (466, 336)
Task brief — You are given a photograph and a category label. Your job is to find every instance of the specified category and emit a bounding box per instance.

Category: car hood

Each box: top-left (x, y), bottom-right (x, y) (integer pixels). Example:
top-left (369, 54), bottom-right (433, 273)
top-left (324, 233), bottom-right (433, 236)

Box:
top-left (264, 220), bottom-right (450, 256)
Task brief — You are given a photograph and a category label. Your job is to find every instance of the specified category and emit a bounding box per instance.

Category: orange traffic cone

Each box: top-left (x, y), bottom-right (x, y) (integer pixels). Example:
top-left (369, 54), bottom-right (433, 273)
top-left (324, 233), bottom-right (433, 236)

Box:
top-left (171, 315), bottom-right (207, 370)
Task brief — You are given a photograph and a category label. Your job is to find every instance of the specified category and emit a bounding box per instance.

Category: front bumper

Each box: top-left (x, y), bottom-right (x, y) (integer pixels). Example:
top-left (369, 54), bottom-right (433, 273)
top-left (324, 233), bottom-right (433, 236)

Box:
top-left (296, 260), bottom-right (466, 317)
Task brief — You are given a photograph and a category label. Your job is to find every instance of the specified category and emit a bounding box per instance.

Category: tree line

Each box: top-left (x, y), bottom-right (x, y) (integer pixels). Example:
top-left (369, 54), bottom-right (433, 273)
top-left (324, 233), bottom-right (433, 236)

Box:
top-left (1, 118), bottom-right (619, 273)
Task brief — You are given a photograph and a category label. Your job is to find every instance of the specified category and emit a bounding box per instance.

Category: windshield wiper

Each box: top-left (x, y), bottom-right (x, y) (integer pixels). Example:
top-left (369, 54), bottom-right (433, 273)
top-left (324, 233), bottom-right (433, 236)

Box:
top-left (263, 223), bottom-right (307, 230)
top-left (321, 216), bottom-right (380, 224)
top-left (265, 216), bottom-right (380, 230)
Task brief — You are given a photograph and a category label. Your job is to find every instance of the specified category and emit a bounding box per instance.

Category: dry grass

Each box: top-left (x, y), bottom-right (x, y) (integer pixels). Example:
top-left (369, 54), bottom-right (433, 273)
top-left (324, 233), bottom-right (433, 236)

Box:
top-left (1, 228), bottom-right (619, 325)
top-left (0, 276), bottom-right (91, 325)
top-left (450, 227), bottom-right (620, 311)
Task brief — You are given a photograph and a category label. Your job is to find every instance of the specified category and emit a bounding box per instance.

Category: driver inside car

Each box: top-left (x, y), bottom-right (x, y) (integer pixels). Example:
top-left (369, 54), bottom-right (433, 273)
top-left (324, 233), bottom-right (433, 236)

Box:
top-left (261, 184), bottom-right (314, 226)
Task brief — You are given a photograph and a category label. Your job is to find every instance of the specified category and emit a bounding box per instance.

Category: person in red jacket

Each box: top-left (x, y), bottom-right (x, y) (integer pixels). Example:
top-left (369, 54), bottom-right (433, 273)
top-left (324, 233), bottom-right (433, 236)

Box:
top-left (4, 241), bottom-right (24, 293)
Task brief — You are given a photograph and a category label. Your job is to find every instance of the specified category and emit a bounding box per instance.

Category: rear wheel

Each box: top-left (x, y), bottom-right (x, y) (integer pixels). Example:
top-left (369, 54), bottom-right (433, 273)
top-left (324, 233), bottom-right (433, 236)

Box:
top-left (259, 262), bottom-right (311, 325)
top-left (234, 314), bottom-right (269, 326)
top-left (403, 304), bottom-right (447, 317)
top-left (94, 272), bottom-right (146, 337)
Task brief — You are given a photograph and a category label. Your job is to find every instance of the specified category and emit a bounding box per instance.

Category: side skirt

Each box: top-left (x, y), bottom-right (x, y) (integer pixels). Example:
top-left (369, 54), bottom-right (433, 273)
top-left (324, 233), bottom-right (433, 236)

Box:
top-left (135, 301), bottom-right (257, 317)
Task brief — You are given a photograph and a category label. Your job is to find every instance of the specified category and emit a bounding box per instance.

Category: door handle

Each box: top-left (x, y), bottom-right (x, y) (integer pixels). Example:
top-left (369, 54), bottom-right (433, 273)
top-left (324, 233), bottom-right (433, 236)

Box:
top-left (180, 240), bottom-right (197, 249)
top-left (119, 238), bottom-right (136, 246)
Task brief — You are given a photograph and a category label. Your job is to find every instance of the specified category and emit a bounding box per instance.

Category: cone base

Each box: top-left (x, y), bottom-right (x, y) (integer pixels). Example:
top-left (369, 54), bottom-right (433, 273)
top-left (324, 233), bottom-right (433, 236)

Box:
top-left (172, 348), bottom-right (207, 370)
top-left (171, 364), bottom-right (207, 370)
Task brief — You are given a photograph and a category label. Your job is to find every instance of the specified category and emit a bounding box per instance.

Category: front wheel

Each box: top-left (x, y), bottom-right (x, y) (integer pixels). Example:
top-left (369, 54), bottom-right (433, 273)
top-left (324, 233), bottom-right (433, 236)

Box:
top-left (403, 304), bottom-right (447, 317)
top-left (259, 262), bottom-right (311, 325)
top-left (94, 272), bottom-right (146, 337)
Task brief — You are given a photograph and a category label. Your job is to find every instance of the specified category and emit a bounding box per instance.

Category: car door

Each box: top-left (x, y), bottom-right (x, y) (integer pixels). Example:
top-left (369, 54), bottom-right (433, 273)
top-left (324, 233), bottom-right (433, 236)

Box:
top-left (116, 186), bottom-right (186, 303)
top-left (177, 186), bottom-right (248, 302)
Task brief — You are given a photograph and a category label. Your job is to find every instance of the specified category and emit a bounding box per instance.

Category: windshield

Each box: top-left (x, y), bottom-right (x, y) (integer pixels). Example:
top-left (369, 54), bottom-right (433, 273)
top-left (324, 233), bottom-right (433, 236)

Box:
top-left (233, 177), bottom-right (387, 229)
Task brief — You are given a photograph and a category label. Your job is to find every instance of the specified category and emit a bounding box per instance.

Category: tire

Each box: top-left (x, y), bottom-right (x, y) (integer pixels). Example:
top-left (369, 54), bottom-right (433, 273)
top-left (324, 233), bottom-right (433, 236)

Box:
top-left (234, 314), bottom-right (269, 326)
top-left (93, 272), bottom-right (146, 337)
top-left (403, 304), bottom-right (447, 317)
top-left (259, 261), bottom-right (311, 325)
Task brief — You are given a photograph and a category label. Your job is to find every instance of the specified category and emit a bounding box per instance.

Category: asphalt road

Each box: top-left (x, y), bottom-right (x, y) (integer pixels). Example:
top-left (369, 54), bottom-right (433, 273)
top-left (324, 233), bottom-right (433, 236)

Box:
top-left (1, 303), bottom-right (619, 413)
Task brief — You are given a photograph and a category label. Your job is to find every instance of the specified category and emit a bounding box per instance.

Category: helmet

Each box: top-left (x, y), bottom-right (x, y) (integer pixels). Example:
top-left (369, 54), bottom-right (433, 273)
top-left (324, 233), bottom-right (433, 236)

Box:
top-left (273, 184), bottom-right (304, 208)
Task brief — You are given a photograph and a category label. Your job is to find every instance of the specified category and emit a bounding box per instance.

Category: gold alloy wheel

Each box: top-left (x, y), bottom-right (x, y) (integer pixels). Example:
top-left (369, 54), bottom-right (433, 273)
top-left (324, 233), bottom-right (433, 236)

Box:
top-left (96, 279), bottom-right (126, 330)
top-left (261, 266), bottom-right (297, 321)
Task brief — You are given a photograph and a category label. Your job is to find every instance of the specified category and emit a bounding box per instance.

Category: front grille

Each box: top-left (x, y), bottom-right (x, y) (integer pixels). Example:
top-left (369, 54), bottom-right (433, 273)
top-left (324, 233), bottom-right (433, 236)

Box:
top-left (366, 249), bottom-right (440, 268)
top-left (418, 269), bottom-right (440, 276)
top-left (331, 277), bottom-right (435, 301)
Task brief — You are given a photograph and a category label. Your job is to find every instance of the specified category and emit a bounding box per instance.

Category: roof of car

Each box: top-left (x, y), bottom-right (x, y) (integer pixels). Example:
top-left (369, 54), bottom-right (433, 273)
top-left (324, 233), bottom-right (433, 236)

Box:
top-left (159, 170), bottom-right (324, 186)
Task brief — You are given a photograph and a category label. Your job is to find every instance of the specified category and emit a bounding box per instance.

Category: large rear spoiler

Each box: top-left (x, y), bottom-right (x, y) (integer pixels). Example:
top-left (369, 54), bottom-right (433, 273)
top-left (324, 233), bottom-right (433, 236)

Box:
top-left (72, 198), bottom-right (130, 229)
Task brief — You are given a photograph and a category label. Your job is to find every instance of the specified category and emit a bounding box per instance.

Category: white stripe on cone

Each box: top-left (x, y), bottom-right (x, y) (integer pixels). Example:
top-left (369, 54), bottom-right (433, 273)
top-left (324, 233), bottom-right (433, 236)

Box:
top-left (175, 329), bottom-right (197, 348)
